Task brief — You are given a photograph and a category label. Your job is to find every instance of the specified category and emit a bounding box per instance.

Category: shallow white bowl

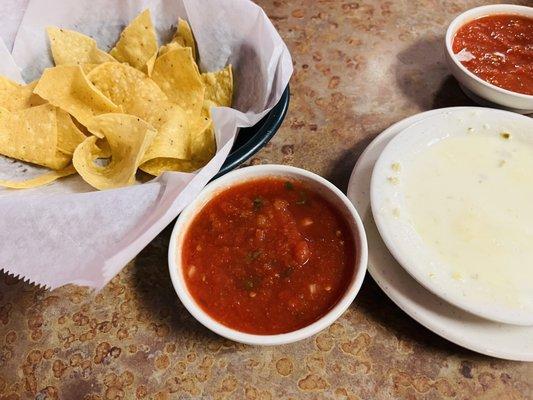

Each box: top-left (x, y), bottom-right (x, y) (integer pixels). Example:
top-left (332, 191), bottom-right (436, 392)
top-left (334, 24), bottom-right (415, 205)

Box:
top-left (371, 107), bottom-right (533, 326)
top-left (445, 4), bottom-right (533, 113)
top-left (168, 164), bottom-right (368, 345)
top-left (348, 107), bottom-right (533, 362)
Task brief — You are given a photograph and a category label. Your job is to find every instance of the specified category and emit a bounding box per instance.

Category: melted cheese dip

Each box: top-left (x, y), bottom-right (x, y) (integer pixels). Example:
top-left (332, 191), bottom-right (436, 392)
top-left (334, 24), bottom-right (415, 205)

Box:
top-left (404, 133), bottom-right (533, 306)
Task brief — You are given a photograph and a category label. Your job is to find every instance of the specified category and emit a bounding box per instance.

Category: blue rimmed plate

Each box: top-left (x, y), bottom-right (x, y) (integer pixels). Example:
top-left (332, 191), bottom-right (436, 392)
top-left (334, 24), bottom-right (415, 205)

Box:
top-left (215, 86), bottom-right (290, 179)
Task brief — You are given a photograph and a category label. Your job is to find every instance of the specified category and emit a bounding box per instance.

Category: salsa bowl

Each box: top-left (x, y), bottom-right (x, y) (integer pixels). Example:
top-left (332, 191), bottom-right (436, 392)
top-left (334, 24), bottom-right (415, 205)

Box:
top-left (445, 4), bottom-right (533, 113)
top-left (168, 164), bottom-right (368, 345)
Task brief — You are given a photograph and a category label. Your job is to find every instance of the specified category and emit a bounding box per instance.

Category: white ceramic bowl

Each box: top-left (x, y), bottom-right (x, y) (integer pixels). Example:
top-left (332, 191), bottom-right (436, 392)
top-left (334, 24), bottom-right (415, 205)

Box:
top-left (168, 164), bottom-right (368, 345)
top-left (371, 107), bottom-right (533, 326)
top-left (445, 4), bottom-right (533, 113)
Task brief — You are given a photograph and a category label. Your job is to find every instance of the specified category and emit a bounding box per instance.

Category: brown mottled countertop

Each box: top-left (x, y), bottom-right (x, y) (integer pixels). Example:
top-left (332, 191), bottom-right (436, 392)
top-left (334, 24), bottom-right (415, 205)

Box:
top-left (1, 1), bottom-right (532, 399)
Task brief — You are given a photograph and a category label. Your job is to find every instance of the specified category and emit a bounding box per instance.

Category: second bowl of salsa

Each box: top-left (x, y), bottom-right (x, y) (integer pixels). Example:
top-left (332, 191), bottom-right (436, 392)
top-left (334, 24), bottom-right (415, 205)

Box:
top-left (168, 165), bottom-right (367, 345)
top-left (445, 4), bottom-right (533, 113)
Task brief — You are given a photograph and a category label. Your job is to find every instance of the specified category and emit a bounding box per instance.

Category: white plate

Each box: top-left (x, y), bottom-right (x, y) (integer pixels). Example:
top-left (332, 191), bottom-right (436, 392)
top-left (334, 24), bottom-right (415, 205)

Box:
top-left (347, 107), bottom-right (533, 361)
top-left (370, 108), bottom-right (533, 326)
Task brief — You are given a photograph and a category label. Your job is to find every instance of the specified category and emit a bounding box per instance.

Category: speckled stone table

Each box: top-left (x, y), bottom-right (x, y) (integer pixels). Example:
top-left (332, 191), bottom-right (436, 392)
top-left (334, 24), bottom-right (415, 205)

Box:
top-left (1, 1), bottom-right (532, 399)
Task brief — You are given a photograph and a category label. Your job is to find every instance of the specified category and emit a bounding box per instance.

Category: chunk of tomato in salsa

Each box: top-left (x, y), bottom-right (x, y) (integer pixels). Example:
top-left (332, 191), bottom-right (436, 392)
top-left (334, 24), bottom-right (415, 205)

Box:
top-left (182, 177), bottom-right (356, 335)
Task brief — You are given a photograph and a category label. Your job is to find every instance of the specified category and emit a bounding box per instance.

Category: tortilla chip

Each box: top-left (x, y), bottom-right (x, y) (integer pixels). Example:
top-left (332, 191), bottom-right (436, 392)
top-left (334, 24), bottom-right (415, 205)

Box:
top-left (191, 102), bottom-right (216, 162)
top-left (0, 78), bottom-right (46, 111)
top-left (27, 81), bottom-right (48, 107)
top-left (96, 138), bottom-right (112, 158)
top-left (174, 102), bottom-right (217, 172)
top-left (0, 165), bottom-right (76, 189)
top-left (202, 65), bottom-right (233, 107)
top-left (80, 63), bottom-right (101, 74)
top-left (110, 9), bottom-right (158, 75)
top-left (140, 101), bottom-right (216, 176)
top-left (87, 62), bottom-right (167, 117)
top-left (73, 114), bottom-right (156, 190)
top-left (158, 41), bottom-right (182, 56)
top-left (88, 62), bottom-right (192, 161)
top-left (141, 104), bottom-right (195, 163)
top-left (139, 158), bottom-right (201, 175)
top-left (34, 65), bottom-right (119, 127)
top-left (177, 19), bottom-right (196, 52)
top-left (56, 110), bottom-right (86, 155)
top-left (191, 123), bottom-right (215, 164)
top-left (47, 27), bottom-right (116, 66)
top-left (144, 124), bottom-right (215, 174)
top-left (151, 47), bottom-right (205, 115)
top-left (0, 104), bottom-right (71, 170)
top-left (160, 18), bottom-right (196, 58)
top-left (140, 111), bottom-right (211, 175)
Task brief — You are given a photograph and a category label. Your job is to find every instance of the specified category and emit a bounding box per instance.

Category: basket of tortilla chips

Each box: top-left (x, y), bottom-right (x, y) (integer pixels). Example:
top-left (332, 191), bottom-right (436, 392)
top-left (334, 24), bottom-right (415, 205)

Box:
top-left (0, 0), bottom-right (292, 289)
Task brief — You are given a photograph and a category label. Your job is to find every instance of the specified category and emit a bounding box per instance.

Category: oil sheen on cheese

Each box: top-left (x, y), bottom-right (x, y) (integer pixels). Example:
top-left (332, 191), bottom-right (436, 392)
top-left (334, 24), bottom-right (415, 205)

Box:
top-left (403, 133), bottom-right (533, 307)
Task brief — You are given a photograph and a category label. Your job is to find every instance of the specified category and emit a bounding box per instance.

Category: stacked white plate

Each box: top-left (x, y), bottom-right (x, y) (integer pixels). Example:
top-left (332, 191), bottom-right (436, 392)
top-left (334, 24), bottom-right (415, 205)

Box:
top-left (347, 107), bottom-right (533, 361)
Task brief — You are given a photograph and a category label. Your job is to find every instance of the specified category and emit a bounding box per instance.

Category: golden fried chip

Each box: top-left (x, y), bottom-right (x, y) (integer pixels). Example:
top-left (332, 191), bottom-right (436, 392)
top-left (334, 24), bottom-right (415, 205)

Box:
top-left (146, 123), bottom-right (215, 174)
top-left (160, 19), bottom-right (196, 58)
top-left (140, 104), bottom-right (200, 168)
top-left (0, 165), bottom-right (76, 189)
top-left (56, 110), bottom-right (86, 155)
top-left (88, 62), bottom-right (192, 161)
top-left (34, 65), bottom-right (119, 127)
top-left (158, 41), bottom-right (182, 56)
top-left (140, 111), bottom-right (211, 175)
top-left (202, 65), bottom-right (233, 107)
top-left (73, 114), bottom-right (156, 190)
top-left (153, 105), bottom-right (193, 161)
top-left (151, 47), bottom-right (205, 115)
top-left (0, 78), bottom-right (46, 111)
top-left (95, 138), bottom-right (112, 158)
top-left (80, 63), bottom-right (100, 74)
top-left (140, 101), bottom-right (216, 176)
top-left (139, 158), bottom-right (199, 175)
top-left (191, 102), bottom-right (216, 162)
top-left (191, 123), bottom-right (215, 164)
top-left (87, 62), bottom-right (167, 118)
top-left (0, 104), bottom-right (70, 170)
top-left (110, 9), bottom-right (158, 75)
top-left (176, 19), bottom-right (196, 54)
top-left (47, 27), bottom-right (116, 66)
top-left (27, 81), bottom-right (48, 107)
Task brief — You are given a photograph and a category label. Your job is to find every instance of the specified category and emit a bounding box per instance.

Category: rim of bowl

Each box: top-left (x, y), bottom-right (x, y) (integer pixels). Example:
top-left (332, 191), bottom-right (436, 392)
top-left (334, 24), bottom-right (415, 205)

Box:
top-left (168, 164), bottom-right (368, 346)
top-left (445, 4), bottom-right (533, 100)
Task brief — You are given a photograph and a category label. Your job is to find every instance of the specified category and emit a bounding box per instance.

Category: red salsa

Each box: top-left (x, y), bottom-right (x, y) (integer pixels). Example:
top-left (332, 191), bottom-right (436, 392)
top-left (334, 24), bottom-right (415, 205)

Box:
top-left (182, 177), bottom-right (355, 335)
top-left (452, 14), bottom-right (533, 95)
